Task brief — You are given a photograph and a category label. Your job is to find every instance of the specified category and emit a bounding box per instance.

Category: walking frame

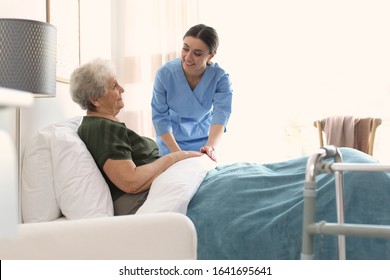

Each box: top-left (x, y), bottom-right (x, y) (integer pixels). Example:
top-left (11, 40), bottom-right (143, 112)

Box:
top-left (301, 145), bottom-right (390, 260)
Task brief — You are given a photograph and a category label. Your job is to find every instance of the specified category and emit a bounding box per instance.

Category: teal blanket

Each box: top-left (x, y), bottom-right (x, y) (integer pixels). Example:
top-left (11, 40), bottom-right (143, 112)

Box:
top-left (187, 148), bottom-right (390, 259)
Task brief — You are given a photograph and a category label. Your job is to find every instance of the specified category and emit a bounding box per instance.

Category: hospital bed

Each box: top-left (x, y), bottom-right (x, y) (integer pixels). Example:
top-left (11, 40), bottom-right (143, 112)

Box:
top-left (1, 117), bottom-right (390, 260)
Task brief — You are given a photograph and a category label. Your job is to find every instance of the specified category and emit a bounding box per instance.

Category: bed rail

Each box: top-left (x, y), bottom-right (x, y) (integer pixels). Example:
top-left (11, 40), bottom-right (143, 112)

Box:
top-left (300, 146), bottom-right (390, 260)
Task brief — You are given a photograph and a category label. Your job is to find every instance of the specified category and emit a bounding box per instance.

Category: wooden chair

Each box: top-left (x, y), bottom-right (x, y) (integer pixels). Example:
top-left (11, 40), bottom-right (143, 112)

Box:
top-left (314, 117), bottom-right (382, 156)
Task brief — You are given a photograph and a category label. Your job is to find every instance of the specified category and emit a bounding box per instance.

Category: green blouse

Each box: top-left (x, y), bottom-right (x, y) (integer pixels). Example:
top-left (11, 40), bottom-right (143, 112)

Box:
top-left (78, 116), bottom-right (160, 200)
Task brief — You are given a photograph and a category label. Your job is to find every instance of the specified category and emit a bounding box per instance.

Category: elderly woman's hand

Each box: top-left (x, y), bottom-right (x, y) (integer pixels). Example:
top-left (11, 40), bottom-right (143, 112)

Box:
top-left (173, 150), bottom-right (204, 161)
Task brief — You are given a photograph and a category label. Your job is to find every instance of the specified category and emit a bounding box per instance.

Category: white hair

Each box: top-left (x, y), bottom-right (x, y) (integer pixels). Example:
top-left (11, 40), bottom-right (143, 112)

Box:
top-left (69, 58), bottom-right (116, 111)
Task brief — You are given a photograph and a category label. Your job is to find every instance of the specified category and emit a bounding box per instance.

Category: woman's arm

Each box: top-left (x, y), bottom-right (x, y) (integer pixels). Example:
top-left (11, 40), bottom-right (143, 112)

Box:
top-left (159, 132), bottom-right (181, 153)
top-left (103, 150), bottom-right (202, 194)
top-left (202, 70), bottom-right (233, 161)
top-left (151, 69), bottom-right (173, 139)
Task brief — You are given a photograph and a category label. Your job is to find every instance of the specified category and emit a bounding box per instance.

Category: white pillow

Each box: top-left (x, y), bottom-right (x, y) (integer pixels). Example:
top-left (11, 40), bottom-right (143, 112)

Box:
top-left (51, 125), bottom-right (113, 219)
top-left (22, 116), bottom-right (113, 222)
top-left (22, 125), bottom-right (60, 222)
top-left (136, 155), bottom-right (216, 215)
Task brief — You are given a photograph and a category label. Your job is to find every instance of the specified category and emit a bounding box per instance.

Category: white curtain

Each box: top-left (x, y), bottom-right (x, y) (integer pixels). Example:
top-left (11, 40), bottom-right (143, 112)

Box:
top-left (111, 0), bottom-right (199, 138)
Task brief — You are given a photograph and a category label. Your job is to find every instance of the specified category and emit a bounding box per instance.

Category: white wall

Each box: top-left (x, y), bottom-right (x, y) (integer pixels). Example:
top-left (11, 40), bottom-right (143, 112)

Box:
top-left (8, 0), bottom-right (111, 155)
top-left (3, 0), bottom-right (390, 166)
top-left (198, 0), bottom-right (390, 163)
top-left (1, 0), bottom-right (111, 150)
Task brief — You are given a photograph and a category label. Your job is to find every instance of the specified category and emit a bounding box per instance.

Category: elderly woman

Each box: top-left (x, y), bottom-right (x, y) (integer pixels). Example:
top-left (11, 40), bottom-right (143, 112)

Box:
top-left (69, 58), bottom-right (202, 215)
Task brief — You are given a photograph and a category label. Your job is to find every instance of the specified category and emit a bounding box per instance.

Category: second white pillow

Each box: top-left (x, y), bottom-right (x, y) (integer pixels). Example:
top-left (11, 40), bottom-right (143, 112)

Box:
top-left (136, 155), bottom-right (216, 215)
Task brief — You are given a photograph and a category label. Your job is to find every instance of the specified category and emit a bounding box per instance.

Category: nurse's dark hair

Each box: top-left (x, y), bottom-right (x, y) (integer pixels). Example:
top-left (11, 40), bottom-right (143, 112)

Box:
top-left (183, 24), bottom-right (219, 54)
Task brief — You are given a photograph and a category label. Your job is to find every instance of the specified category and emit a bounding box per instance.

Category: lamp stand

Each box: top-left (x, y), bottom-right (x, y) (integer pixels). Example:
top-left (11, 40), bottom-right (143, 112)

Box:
top-left (0, 128), bottom-right (18, 238)
top-left (16, 107), bottom-right (22, 223)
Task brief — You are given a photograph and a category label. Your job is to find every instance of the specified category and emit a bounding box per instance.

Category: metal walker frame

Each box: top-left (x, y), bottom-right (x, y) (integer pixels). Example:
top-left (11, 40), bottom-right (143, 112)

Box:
top-left (301, 146), bottom-right (390, 260)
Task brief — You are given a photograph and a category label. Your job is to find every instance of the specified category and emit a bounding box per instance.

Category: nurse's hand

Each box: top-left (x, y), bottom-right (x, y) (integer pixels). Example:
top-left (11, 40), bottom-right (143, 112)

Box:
top-left (200, 146), bottom-right (216, 162)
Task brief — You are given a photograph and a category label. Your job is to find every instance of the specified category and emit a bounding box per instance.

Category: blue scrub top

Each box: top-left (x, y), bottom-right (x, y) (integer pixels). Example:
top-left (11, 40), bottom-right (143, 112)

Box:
top-left (152, 58), bottom-right (233, 155)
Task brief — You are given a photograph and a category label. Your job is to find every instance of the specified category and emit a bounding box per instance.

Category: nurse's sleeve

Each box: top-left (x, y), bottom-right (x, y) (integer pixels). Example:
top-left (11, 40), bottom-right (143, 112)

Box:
top-left (211, 72), bottom-right (233, 127)
top-left (151, 70), bottom-right (173, 136)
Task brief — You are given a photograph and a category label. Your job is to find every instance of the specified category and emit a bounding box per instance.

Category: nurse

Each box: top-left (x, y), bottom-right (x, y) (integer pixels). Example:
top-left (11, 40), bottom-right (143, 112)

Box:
top-left (151, 24), bottom-right (233, 161)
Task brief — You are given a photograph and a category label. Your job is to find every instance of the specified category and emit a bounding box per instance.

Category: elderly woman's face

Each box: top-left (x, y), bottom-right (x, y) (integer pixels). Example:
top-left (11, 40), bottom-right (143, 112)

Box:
top-left (97, 76), bottom-right (125, 116)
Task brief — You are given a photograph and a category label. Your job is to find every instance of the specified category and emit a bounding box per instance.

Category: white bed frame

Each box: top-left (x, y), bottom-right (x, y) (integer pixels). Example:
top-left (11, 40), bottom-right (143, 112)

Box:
top-left (301, 146), bottom-right (390, 260)
top-left (0, 213), bottom-right (197, 260)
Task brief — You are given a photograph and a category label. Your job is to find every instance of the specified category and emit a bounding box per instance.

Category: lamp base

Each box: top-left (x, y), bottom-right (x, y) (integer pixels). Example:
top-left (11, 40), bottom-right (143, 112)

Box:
top-left (0, 87), bottom-right (33, 108)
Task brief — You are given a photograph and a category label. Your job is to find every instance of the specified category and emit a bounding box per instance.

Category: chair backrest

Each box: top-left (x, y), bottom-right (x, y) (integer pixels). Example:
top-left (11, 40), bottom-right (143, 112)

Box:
top-left (314, 117), bottom-right (382, 156)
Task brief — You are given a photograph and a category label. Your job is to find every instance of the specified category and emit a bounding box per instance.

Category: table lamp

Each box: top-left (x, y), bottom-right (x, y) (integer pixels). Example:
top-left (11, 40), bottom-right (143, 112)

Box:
top-left (0, 18), bottom-right (56, 237)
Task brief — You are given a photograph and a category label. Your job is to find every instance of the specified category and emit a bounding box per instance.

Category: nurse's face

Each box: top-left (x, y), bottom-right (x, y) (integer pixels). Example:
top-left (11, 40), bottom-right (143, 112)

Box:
top-left (181, 36), bottom-right (215, 74)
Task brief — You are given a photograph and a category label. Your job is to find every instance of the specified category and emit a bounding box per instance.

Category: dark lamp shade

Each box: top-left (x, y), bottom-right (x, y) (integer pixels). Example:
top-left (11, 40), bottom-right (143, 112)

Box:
top-left (0, 18), bottom-right (57, 97)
